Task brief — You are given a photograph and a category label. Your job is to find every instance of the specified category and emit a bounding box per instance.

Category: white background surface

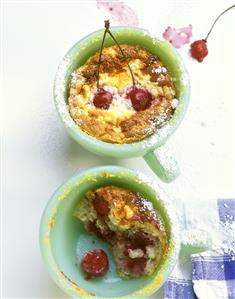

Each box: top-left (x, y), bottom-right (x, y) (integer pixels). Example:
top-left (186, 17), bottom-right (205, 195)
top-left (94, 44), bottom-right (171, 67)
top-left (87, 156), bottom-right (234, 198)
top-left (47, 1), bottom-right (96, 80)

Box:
top-left (2, 0), bottom-right (235, 298)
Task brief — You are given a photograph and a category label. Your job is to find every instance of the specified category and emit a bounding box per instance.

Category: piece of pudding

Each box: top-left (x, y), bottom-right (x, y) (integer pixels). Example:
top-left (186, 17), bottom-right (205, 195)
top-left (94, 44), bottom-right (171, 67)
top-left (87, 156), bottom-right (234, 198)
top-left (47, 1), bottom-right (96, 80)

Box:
top-left (74, 186), bottom-right (168, 278)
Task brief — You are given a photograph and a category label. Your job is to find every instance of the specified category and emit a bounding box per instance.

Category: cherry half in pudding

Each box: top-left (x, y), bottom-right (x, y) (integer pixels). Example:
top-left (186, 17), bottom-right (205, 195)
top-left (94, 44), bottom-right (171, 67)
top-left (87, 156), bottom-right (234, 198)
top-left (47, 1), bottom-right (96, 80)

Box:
top-left (74, 186), bottom-right (168, 278)
top-left (93, 88), bottom-right (113, 109)
top-left (127, 87), bottom-right (153, 111)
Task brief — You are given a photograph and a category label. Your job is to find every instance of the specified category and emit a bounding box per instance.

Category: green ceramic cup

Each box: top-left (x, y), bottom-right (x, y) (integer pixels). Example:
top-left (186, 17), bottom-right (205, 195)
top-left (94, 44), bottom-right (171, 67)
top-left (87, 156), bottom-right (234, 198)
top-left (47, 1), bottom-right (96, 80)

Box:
top-left (54, 27), bottom-right (190, 183)
top-left (39, 166), bottom-right (209, 299)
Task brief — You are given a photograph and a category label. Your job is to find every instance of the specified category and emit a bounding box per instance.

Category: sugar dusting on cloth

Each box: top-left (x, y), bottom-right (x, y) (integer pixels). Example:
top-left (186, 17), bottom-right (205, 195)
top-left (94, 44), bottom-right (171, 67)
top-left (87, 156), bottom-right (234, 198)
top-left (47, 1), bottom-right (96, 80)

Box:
top-left (163, 198), bottom-right (235, 299)
top-left (215, 199), bottom-right (235, 256)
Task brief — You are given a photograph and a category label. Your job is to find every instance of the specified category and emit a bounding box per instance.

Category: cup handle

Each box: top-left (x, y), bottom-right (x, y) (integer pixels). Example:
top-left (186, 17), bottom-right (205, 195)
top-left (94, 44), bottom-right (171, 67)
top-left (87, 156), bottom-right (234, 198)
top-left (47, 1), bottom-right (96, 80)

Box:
top-left (143, 145), bottom-right (179, 183)
top-left (180, 228), bottom-right (212, 255)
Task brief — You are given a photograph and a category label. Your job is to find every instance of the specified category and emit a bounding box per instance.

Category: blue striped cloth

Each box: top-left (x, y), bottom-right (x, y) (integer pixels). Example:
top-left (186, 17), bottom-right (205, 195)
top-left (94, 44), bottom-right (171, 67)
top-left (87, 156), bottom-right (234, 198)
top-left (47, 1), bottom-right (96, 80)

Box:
top-left (163, 199), bottom-right (235, 299)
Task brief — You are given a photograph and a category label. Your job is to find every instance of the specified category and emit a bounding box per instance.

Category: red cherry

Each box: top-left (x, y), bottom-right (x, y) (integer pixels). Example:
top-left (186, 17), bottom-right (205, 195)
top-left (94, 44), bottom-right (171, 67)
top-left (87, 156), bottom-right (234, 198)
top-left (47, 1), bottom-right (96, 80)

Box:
top-left (128, 87), bottom-right (153, 111)
top-left (81, 249), bottom-right (109, 278)
top-left (190, 39), bottom-right (208, 62)
top-left (93, 88), bottom-right (113, 109)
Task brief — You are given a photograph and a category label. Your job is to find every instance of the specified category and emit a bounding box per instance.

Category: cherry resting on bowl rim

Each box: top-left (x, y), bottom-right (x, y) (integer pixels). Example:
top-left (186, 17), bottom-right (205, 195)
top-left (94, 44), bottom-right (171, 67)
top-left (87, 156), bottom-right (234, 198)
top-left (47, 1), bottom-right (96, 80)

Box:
top-left (93, 20), bottom-right (153, 111)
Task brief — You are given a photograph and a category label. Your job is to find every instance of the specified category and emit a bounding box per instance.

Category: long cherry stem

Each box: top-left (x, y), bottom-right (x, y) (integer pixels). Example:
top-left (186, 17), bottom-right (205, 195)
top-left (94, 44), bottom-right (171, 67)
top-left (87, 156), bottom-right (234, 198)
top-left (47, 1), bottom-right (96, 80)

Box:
top-left (106, 27), bottom-right (136, 87)
top-left (96, 20), bottom-right (136, 90)
top-left (96, 21), bottom-right (109, 90)
top-left (204, 5), bottom-right (235, 41)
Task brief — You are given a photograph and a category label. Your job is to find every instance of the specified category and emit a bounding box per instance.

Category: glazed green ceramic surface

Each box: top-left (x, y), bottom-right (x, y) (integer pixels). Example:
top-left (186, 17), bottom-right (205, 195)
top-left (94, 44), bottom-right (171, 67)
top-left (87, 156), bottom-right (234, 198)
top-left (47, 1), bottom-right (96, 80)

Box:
top-left (40, 166), bottom-right (181, 298)
top-left (54, 27), bottom-right (190, 182)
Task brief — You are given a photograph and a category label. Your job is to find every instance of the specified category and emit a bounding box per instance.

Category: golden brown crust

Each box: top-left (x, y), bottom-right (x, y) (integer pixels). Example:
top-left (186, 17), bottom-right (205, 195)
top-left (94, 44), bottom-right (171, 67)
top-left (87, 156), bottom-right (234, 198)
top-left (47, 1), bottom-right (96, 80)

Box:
top-left (88, 186), bottom-right (162, 228)
top-left (68, 45), bottom-right (176, 144)
top-left (120, 97), bottom-right (173, 141)
top-left (79, 45), bottom-right (149, 84)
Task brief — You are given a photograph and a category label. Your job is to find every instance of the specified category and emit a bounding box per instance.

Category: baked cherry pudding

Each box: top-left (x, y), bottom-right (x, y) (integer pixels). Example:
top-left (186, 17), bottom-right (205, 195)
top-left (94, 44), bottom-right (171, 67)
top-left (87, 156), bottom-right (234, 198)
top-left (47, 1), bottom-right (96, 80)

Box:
top-left (74, 186), bottom-right (168, 278)
top-left (68, 21), bottom-right (177, 144)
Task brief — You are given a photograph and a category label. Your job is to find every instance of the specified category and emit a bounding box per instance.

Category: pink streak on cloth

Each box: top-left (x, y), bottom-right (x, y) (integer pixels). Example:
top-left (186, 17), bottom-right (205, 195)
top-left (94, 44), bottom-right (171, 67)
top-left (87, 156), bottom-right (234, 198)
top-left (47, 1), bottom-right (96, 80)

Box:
top-left (163, 25), bottom-right (193, 48)
top-left (97, 0), bottom-right (139, 26)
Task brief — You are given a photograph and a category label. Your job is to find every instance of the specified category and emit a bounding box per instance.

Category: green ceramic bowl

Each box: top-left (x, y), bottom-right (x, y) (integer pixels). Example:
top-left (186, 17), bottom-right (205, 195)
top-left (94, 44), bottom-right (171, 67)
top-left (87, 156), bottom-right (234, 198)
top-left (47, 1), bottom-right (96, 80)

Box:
top-left (40, 166), bottom-right (181, 299)
top-left (54, 27), bottom-right (190, 183)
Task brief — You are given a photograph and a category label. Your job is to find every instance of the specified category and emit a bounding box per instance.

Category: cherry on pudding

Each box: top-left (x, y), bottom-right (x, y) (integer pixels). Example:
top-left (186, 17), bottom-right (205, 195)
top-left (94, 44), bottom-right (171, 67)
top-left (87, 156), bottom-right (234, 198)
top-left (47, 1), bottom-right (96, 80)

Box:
top-left (93, 88), bottom-right (113, 109)
top-left (128, 87), bottom-right (153, 111)
top-left (95, 20), bottom-right (154, 112)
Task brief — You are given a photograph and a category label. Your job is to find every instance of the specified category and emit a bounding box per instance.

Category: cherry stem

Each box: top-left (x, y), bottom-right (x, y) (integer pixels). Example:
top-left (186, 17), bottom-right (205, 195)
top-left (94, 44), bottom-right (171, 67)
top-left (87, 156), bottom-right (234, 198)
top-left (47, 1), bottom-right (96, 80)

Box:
top-left (106, 28), bottom-right (136, 87)
top-left (204, 5), bottom-right (235, 42)
top-left (96, 21), bottom-right (109, 90)
top-left (96, 20), bottom-right (136, 90)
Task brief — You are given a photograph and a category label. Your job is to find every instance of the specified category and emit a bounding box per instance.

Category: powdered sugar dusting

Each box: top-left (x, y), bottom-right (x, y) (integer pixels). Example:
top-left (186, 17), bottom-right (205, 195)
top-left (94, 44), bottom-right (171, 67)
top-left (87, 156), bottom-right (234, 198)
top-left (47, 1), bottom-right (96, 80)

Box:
top-left (211, 220), bottom-right (235, 257)
top-left (155, 145), bottom-right (179, 175)
top-left (151, 66), bottom-right (168, 74)
top-left (163, 25), bottom-right (193, 49)
top-left (71, 72), bottom-right (78, 85)
top-left (98, 85), bottom-right (135, 114)
top-left (96, 0), bottom-right (139, 26)
top-left (133, 170), bottom-right (181, 257)
top-left (109, 94), bottom-right (134, 113)
top-left (182, 229), bottom-right (212, 249)
top-left (54, 55), bottom-right (75, 129)
top-left (171, 98), bottom-right (179, 109)
top-left (182, 199), bottom-right (235, 257)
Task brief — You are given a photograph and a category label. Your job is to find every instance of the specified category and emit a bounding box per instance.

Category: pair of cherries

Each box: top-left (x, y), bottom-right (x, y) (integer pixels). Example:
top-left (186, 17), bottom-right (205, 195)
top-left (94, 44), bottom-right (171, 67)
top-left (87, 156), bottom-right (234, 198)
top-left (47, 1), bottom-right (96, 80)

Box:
top-left (93, 20), bottom-right (152, 112)
top-left (93, 87), bottom-right (153, 111)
